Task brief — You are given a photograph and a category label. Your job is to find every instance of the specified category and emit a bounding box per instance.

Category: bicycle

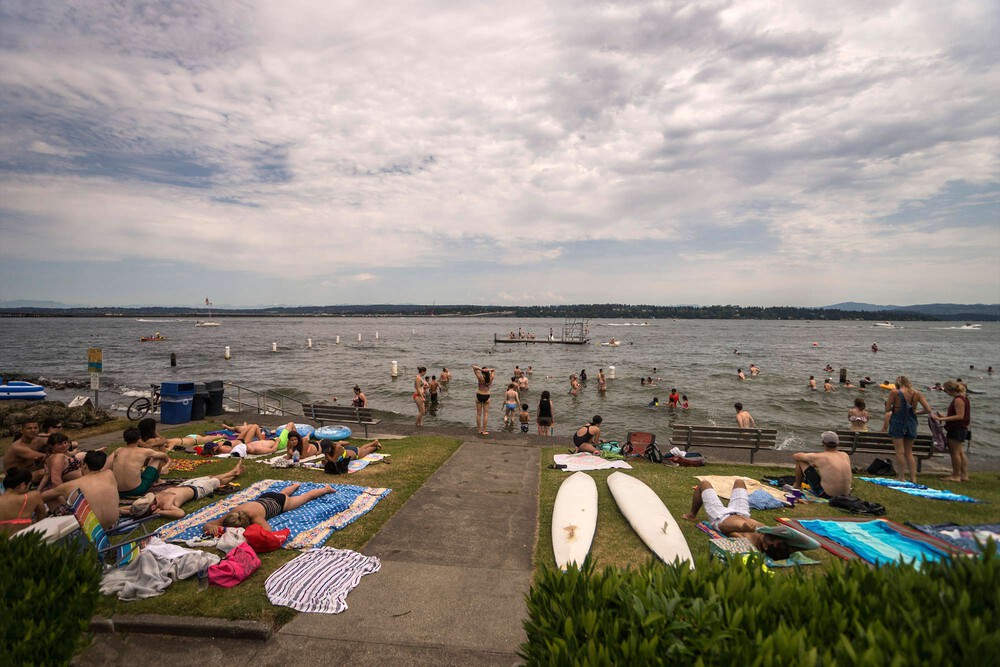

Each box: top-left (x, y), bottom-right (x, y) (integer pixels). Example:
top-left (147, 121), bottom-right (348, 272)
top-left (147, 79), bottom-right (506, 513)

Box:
top-left (127, 384), bottom-right (161, 420)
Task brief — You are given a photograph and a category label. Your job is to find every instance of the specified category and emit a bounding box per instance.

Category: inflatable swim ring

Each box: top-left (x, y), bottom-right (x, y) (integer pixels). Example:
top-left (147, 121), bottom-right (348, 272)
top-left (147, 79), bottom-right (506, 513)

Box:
top-left (313, 425), bottom-right (352, 441)
top-left (274, 423), bottom-right (315, 439)
top-left (879, 383), bottom-right (897, 390)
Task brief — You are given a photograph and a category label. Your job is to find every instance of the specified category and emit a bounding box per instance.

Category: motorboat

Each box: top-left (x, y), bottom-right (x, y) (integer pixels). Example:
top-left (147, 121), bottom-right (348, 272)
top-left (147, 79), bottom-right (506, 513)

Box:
top-left (194, 321), bottom-right (221, 327)
top-left (957, 323), bottom-right (981, 330)
top-left (600, 339), bottom-right (621, 347)
top-left (140, 335), bottom-right (167, 342)
top-left (872, 322), bottom-right (896, 328)
top-left (0, 380), bottom-right (47, 400)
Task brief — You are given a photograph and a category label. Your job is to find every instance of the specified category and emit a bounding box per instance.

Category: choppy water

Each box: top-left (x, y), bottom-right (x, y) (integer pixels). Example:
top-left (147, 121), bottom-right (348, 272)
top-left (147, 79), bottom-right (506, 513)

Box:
top-left (1, 317), bottom-right (997, 457)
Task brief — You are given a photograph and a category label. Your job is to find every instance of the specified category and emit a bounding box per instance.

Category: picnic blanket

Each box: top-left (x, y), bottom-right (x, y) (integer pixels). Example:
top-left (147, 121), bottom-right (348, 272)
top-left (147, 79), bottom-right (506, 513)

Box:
top-left (552, 453), bottom-right (633, 471)
top-left (260, 453), bottom-right (390, 473)
top-left (777, 517), bottom-right (960, 567)
top-left (166, 457), bottom-right (216, 473)
top-left (695, 522), bottom-right (819, 567)
top-left (156, 479), bottom-right (391, 550)
top-left (909, 523), bottom-right (999, 554)
top-left (695, 475), bottom-right (790, 505)
top-left (858, 477), bottom-right (981, 503)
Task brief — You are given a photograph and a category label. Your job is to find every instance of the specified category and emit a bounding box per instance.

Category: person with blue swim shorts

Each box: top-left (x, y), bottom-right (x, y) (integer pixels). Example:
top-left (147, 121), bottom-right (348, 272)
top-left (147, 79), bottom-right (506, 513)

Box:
top-left (885, 376), bottom-right (934, 484)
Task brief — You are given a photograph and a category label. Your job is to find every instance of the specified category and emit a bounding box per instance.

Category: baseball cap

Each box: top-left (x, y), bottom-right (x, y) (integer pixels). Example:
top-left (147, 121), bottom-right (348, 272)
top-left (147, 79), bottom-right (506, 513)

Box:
top-left (821, 431), bottom-right (839, 446)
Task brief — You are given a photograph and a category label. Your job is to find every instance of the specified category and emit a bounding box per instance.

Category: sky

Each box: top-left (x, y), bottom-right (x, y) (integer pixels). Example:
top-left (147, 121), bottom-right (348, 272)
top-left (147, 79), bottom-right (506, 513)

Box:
top-left (0, 0), bottom-right (998, 308)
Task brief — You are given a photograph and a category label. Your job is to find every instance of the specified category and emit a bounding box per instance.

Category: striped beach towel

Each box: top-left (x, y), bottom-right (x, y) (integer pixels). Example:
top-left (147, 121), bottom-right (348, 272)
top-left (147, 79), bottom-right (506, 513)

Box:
top-left (265, 548), bottom-right (381, 613)
top-left (71, 490), bottom-right (140, 568)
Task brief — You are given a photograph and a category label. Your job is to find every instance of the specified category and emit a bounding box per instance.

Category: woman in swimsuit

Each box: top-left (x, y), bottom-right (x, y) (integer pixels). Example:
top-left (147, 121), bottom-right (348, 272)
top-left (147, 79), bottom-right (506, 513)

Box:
top-left (38, 433), bottom-right (84, 495)
top-left (569, 375), bottom-right (580, 397)
top-left (352, 385), bottom-right (367, 408)
top-left (572, 416), bottom-right (603, 454)
top-left (597, 369), bottom-right (606, 394)
top-left (847, 398), bottom-right (870, 433)
top-left (202, 483), bottom-right (337, 536)
top-left (413, 367), bottom-right (428, 427)
top-left (931, 380), bottom-right (971, 482)
top-left (503, 383), bottom-right (520, 427)
top-left (536, 390), bottom-right (555, 436)
top-left (473, 365), bottom-right (494, 435)
top-left (282, 430), bottom-right (319, 460)
top-left (885, 376), bottom-right (934, 483)
top-left (0, 468), bottom-right (47, 536)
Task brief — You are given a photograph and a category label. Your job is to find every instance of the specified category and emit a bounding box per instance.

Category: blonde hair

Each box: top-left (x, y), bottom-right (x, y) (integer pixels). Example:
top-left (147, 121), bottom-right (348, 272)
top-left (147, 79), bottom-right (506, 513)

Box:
top-left (896, 376), bottom-right (913, 390)
top-left (942, 380), bottom-right (966, 394)
top-left (222, 510), bottom-right (251, 528)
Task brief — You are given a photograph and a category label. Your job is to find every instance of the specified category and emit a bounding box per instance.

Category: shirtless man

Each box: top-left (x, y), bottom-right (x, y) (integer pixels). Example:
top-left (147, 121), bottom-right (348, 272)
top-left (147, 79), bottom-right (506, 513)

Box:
top-left (682, 479), bottom-right (815, 561)
top-left (734, 403), bottom-right (756, 429)
top-left (427, 376), bottom-right (440, 405)
top-left (0, 468), bottom-right (48, 535)
top-left (749, 364), bottom-right (760, 376)
top-left (41, 451), bottom-right (120, 530)
top-left (134, 460), bottom-right (244, 519)
top-left (439, 368), bottom-right (452, 384)
top-left (808, 376), bottom-right (817, 391)
top-left (824, 378), bottom-right (836, 392)
top-left (792, 431), bottom-right (852, 498)
top-left (107, 427), bottom-right (169, 497)
top-left (2, 420), bottom-right (45, 482)
top-left (737, 368), bottom-right (746, 381)
top-left (202, 483), bottom-right (337, 536)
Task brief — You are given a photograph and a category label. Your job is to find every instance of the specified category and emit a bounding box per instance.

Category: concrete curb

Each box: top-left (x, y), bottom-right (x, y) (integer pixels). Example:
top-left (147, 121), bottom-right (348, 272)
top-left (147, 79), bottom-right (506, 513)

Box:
top-left (89, 614), bottom-right (273, 641)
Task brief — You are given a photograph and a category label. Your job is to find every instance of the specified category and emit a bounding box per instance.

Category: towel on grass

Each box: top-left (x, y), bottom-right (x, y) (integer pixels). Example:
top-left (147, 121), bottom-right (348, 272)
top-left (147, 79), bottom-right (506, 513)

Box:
top-left (696, 522), bottom-right (819, 567)
top-left (156, 479), bottom-right (391, 550)
top-left (266, 548), bottom-right (381, 613)
top-left (748, 489), bottom-right (787, 510)
top-left (100, 537), bottom-right (220, 601)
top-left (552, 453), bottom-right (633, 471)
top-left (696, 476), bottom-right (790, 505)
top-left (859, 477), bottom-right (980, 503)
top-left (909, 523), bottom-right (1000, 554)
top-left (166, 458), bottom-right (216, 473)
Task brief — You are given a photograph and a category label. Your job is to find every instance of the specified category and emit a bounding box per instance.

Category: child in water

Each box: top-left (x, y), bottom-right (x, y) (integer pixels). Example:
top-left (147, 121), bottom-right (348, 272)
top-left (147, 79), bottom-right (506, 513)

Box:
top-left (682, 395), bottom-right (690, 409)
top-left (519, 404), bottom-right (530, 434)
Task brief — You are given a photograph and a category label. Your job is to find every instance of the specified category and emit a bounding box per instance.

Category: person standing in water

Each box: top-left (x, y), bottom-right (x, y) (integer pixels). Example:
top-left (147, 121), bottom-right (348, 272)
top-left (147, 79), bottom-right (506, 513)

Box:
top-left (413, 367), bottom-right (428, 427)
top-left (734, 403), bottom-right (755, 428)
top-left (472, 365), bottom-right (494, 435)
top-left (427, 376), bottom-right (439, 406)
top-left (597, 369), bottom-right (607, 393)
top-left (352, 385), bottom-right (367, 408)
top-left (737, 369), bottom-right (746, 381)
top-left (439, 368), bottom-right (452, 384)
top-left (569, 374), bottom-right (580, 396)
top-left (503, 383), bottom-right (520, 428)
top-left (536, 391), bottom-right (555, 436)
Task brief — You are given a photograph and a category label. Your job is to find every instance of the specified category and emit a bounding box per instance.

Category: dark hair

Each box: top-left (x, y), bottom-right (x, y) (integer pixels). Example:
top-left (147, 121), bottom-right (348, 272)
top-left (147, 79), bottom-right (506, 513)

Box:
top-left (763, 538), bottom-right (791, 561)
top-left (431, 375), bottom-right (436, 380)
top-left (481, 369), bottom-right (492, 385)
top-left (353, 385), bottom-right (361, 392)
top-left (19, 419), bottom-right (38, 430)
top-left (123, 427), bottom-right (140, 444)
top-left (44, 432), bottom-right (70, 453)
top-left (521, 403), bottom-right (528, 410)
top-left (3, 467), bottom-right (32, 489)
top-left (591, 415), bottom-right (602, 425)
top-left (287, 431), bottom-right (303, 451)
top-left (84, 450), bottom-right (107, 471)
top-left (734, 403), bottom-right (743, 411)
top-left (137, 417), bottom-right (157, 441)
top-left (854, 398), bottom-right (866, 410)
top-left (41, 417), bottom-right (61, 431)
top-left (418, 366), bottom-right (427, 374)
top-left (541, 390), bottom-right (550, 400)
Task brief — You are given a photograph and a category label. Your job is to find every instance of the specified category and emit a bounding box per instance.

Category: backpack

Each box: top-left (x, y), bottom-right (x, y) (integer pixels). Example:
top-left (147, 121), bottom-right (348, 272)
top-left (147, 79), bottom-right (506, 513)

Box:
top-left (865, 458), bottom-right (896, 477)
top-left (644, 443), bottom-right (665, 464)
top-left (829, 495), bottom-right (886, 516)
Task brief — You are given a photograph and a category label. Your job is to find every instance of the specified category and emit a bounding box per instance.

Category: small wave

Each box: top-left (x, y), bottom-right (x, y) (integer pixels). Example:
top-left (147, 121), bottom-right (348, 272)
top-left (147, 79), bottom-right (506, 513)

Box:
top-left (601, 323), bottom-right (649, 326)
top-left (775, 434), bottom-right (806, 451)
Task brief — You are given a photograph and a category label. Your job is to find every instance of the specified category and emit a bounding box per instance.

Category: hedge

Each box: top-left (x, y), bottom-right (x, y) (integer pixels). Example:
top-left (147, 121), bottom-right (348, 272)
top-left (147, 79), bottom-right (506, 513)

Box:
top-left (521, 543), bottom-right (1000, 666)
top-left (0, 532), bottom-right (102, 666)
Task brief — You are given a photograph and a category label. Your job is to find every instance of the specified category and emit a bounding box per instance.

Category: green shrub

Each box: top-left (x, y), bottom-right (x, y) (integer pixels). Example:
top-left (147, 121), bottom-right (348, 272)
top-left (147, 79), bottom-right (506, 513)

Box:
top-left (0, 532), bottom-right (102, 666)
top-left (521, 543), bottom-right (1000, 666)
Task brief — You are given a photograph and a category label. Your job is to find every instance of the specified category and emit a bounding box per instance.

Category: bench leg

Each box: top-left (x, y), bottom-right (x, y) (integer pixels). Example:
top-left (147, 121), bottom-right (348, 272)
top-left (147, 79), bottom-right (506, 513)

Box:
top-left (917, 457), bottom-right (923, 473)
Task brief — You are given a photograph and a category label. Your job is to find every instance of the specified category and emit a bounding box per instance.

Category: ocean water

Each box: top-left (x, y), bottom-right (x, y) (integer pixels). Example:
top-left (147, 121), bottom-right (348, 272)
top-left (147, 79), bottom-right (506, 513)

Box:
top-left (1, 317), bottom-right (997, 457)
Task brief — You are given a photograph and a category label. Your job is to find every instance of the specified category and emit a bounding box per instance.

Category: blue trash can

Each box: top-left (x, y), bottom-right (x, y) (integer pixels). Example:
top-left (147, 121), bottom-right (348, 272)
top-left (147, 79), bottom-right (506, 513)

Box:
top-left (160, 381), bottom-right (196, 424)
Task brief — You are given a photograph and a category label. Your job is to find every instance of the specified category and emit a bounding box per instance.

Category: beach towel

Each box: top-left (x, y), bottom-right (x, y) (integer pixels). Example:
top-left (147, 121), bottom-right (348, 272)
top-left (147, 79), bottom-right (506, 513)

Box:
top-left (858, 477), bottom-right (980, 503)
top-left (552, 453), bottom-right (633, 471)
top-left (696, 476), bottom-right (790, 505)
top-left (778, 517), bottom-right (961, 567)
top-left (909, 523), bottom-right (999, 554)
top-left (155, 480), bottom-right (391, 550)
top-left (266, 548), bottom-right (381, 613)
top-left (166, 457), bottom-right (216, 473)
top-left (696, 522), bottom-right (819, 567)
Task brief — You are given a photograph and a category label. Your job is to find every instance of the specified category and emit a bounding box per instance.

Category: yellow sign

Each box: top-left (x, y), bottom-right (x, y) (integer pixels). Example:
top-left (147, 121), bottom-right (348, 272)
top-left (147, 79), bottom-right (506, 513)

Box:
top-left (88, 348), bottom-right (103, 373)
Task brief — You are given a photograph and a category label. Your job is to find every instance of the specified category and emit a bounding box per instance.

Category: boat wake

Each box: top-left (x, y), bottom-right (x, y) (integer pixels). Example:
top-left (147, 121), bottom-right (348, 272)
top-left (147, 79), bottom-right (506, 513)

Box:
top-left (601, 322), bottom-right (649, 327)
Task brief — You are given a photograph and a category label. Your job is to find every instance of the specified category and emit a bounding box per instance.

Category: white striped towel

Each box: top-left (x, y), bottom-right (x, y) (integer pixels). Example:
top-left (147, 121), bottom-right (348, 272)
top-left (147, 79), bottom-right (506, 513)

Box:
top-left (265, 548), bottom-right (380, 613)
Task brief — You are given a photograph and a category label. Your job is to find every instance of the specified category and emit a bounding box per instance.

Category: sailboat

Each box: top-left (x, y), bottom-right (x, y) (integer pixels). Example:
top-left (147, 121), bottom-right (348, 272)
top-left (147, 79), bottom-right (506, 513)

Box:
top-left (195, 298), bottom-right (221, 327)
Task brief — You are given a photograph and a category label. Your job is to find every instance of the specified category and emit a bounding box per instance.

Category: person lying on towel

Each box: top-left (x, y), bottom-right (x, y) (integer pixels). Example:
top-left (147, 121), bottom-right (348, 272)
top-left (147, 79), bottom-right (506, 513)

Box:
top-left (320, 439), bottom-right (382, 475)
top-left (127, 460), bottom-right (244, 519)
top-left (682, 479), bottom-right (819, 560)
top-left (791, 431), bottom-right (853, 498)
top-left (202, 483), bottom-right (336, 536)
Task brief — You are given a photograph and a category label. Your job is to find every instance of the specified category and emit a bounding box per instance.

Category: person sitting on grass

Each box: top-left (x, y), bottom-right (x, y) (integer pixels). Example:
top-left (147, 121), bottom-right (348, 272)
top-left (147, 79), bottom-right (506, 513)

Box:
top-left (791, 431), bottom-right (853, 498)
top-left (320, 439), bottom-right (382, 474)
top-left (282, 430), bottom-right (319, 461)
top-left (107, 427), bottom-right (169, 497)
top-left (37, 433), bottom-right (88, 495)
top-left (0, 468), bottom-right (48, 536)
top-left (128, 460), bottom-right (244, 519)
top-left (201, 483), bottom-right (337, 536)
top-left (572, 416), bottom-right (604, 454)
top-left (2, 420), bottom-right (46, 483)
top-left (41, 451), bottom-right (120, 530)
top-left (682, 479), bottom-right (813, 561)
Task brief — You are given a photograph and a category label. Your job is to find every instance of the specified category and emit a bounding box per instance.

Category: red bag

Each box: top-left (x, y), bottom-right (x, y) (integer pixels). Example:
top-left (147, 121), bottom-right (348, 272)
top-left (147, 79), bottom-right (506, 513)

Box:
top-left (208, 542), bottom-right (261, 588)
top-left (244, 525), bottom-right (290, 554)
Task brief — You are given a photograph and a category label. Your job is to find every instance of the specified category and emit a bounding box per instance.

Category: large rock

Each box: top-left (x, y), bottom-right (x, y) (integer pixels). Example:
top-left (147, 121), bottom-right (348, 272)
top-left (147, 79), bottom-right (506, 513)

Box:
top-left (0, 400), bottom-right (114, 437)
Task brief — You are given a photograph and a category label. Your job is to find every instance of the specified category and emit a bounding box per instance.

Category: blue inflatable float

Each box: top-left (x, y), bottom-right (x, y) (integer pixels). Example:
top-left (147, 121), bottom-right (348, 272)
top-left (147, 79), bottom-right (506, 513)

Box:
top-left (0, 381), bottom-right (47, 401)
top-left (274, 423), bottom-right (315, 439)
top-left (313, 425), bottom-right (352, 441)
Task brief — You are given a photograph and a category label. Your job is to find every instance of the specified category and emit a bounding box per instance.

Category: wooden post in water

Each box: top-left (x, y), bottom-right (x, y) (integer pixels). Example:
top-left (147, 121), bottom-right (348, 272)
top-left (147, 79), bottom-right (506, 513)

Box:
top-left (839, 367), bottom-right (847, 384)
top-left (170, 352), bottom-right (177, 367)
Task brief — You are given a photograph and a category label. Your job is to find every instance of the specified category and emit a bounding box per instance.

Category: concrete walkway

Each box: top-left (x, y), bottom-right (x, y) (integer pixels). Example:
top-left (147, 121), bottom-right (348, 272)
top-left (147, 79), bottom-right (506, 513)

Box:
top-left (78, 440), bottom-right (539, 666)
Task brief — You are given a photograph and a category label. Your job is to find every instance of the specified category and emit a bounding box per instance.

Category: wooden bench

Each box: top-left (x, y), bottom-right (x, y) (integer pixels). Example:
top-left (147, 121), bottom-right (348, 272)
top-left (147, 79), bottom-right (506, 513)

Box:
top-left (834, 431), bottom-right (948, 472)
top-left (302, 404), bottom-right (381, 438)
top-left (670, 425), bottom-right (779, 464)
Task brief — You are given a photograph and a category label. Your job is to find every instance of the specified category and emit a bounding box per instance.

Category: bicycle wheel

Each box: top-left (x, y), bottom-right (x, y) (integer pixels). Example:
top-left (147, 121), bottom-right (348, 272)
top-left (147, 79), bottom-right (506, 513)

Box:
top-left (127, 396), bottom-right (153, 421)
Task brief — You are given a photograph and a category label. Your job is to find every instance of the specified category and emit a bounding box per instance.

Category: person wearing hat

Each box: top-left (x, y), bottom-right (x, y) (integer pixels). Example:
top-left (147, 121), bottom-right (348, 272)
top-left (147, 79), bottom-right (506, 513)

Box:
top-left (791, 431), bottom-right (853, 498)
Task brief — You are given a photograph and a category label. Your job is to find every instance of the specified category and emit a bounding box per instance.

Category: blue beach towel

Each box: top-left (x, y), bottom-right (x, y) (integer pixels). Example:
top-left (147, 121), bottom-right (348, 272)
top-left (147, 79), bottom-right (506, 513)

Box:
top-left (859, 477), bottom-right (980, 503)
top-left (156, 479), bottom-right (391, 549)
top-left (798, 519), bottom-right (950, 568)
top-left (910, 523), bottom-right (1000, 554)
top-left (748, 489), bottom-right (787, 510)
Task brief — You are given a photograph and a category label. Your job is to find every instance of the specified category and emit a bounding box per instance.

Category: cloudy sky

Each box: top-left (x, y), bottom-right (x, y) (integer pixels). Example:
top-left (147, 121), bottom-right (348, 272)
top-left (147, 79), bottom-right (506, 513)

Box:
top-left (0, 0), bottom-right (997, 307)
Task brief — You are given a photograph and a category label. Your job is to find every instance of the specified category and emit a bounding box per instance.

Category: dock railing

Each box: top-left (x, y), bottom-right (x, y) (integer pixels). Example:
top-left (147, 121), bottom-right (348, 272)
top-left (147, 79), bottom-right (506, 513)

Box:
top-left (223, 381), bottom-right (305, 417)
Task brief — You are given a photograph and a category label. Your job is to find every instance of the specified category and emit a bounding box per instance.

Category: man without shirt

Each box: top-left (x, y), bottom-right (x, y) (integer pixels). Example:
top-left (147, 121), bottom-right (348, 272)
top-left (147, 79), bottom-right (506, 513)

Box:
top-left (2, 420), bottom-right (45, 482)
top-left (792, 431), bottom-right (853, 498)
top-left (734, 403), bottom-right (755, 429)
top-left (107, 427), bottom-right (169, 497)
top-left (41, 451), bottom-right (120, 530)
top-left (133, 460), bottom-right (244, 519)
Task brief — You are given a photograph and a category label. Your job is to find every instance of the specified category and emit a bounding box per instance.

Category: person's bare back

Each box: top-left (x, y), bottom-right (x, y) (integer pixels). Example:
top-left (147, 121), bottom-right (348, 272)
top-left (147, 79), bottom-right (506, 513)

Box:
top-left (803, 450), bottom-right (852, 497)
top-left (109, 446), bottom-right (164, 492)
top-left (44, 470), bottom-right (120, 530)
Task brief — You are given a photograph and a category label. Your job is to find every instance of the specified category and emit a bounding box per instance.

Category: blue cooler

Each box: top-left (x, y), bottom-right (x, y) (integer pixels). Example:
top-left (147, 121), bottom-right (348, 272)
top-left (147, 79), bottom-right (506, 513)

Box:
top-left (160, 381), bottom-right (196, 424)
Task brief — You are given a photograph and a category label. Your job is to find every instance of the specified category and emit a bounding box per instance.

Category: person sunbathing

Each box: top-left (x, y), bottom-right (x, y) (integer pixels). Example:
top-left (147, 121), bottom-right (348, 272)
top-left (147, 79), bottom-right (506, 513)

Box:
top-left (202, 483), bottom-right (336, 536)
top-left (197, 438), bottom-right (279, 456)
top-left (282, 430), bottom-right (319, 460)
top-left (320, 439), bottom-right (382, 474)
top-left (682, 479), bottom-right (812, 561)
top-left (0, 467), bottom-right (48, 536)
top-left (107, 427), bottom-right (170, 497)
top-left (129, 460), bottom-right (244, 519)
top-left (219, 422), bottom-right (267, 443)
top-left (41, 451), bottom-right (120, 530)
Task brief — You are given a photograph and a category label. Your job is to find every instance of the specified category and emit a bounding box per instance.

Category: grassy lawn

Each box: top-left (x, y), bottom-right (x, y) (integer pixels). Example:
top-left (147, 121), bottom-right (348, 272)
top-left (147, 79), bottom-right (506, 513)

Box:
top-left (535, 445), bottom-right (1000, 572)
top-left (65, 417), bottom-right (133, 440)
top-left (94, 424), bottom-right (462, 626)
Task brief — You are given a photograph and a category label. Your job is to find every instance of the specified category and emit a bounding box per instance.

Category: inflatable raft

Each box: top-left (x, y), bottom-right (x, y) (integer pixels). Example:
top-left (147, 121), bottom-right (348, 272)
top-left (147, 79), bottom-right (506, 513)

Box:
top-left (0, 381), bottom-right (47, 400)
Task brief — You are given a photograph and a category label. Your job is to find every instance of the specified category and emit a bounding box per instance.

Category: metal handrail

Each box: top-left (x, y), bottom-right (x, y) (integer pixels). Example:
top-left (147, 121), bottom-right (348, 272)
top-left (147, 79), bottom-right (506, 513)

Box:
top-left (222, 381), bottom-right (305, 417)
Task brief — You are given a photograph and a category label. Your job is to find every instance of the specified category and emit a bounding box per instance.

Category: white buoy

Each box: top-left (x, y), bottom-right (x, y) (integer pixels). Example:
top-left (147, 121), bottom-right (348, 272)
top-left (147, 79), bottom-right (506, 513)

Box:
top-left (336, 335), bottom-right (340, 344)
top-left (391, 360), bottom-right (398, 377)
top-left (375, 331), bottom-right (379, 339)
top-left (272, 342), bottom-right (277, 352)
top-left (608, 365), bottom-right (616, 379)
top-left (307, 338), bottom-right (313, 348)
top-left (412, 329), bottom-right (415, 335)
top-left (224, 346), bottom-right (231, 360)
top-left (358, 333), bottom-right (362, 342)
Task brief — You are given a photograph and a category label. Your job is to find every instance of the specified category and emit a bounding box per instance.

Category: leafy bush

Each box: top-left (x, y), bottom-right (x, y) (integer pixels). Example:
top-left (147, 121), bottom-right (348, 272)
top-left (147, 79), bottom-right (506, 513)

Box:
top-left (521, 543), bottom-right (1000, 666)
top-left (0, 532), bottom-right (102, 666)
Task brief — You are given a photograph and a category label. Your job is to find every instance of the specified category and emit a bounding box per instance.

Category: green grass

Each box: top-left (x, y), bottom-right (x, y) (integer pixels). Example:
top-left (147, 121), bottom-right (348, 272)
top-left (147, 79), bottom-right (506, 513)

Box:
top-left (94, 427), bottom-right (462, 626)
top-left (64, 417), bottom-right (132, 440)
top-left (535, 446), bottom-right (1000, 572)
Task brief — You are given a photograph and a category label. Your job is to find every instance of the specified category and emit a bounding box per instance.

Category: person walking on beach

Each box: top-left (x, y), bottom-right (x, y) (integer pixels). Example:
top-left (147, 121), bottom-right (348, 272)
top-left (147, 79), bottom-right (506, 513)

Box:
top-left (848, 398), bottom-right (870, 432)
top-left (885, 376), bottom-right (933, 483)
top-left (473, 365), bottom-right (495, 435)
top-left (537, 391), bottom-right (555, 436)
top-left (413, 367), bottom-right (428, 427)
top-left (734, 403), bottom-right (755, 429)
top-left (931, 380), bottom-right (970, 482)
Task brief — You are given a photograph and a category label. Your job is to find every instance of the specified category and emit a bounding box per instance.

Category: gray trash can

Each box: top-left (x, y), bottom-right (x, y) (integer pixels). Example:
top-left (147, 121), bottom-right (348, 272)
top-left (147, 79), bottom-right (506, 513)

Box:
top-left (191, 383), bottom-right (209, 421)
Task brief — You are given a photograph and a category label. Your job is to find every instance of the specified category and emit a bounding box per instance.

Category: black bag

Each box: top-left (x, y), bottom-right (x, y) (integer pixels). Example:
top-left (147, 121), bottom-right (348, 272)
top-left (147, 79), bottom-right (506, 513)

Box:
top-left (866, 458), bottom-right (896, 477)
top-left (830, 494), bottom-right (886, 516)
top-left (644, 443), bottom-right (664, 464)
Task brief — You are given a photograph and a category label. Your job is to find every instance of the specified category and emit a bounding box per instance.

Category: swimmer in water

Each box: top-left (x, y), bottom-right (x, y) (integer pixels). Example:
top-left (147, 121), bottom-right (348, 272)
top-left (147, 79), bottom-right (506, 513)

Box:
top-left (808, 376), bottom-right (817, 391)
top-left (737, 369), bottom-right (746, 381)
top-left (749, 364), bottom-right (760, 376)
top-left (648, 397), bottom-right (660, 408)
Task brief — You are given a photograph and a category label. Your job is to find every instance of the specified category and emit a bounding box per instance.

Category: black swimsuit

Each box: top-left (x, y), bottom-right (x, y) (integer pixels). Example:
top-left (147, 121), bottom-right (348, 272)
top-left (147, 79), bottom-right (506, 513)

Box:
top-left (573, 427), bottom-right (595, 447)
top-left (255, 492), bottom-right (286, 520)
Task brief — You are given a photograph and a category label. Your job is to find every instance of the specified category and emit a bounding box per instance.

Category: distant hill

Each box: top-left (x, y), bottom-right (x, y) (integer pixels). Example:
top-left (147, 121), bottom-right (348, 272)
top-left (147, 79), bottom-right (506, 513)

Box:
top-left (0, 299), bottom-right (74, 308)
top-left (823, 302), bottom-right (1000, 321)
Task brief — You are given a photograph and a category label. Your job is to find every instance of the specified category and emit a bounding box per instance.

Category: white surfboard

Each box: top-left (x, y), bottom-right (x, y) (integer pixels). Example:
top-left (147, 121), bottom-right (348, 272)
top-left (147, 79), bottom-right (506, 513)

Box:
top-left (607, 472), bottom-right (694, 569)
top-left (551, 472), bottom-right (598, 570)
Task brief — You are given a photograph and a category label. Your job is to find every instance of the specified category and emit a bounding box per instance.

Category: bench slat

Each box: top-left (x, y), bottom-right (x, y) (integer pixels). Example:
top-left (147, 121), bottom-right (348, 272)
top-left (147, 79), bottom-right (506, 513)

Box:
top-left (669, 425), bottom-right (778, 463)
top-left (301, 403), bottom-right (381, 437)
